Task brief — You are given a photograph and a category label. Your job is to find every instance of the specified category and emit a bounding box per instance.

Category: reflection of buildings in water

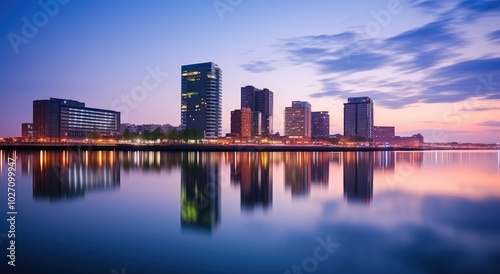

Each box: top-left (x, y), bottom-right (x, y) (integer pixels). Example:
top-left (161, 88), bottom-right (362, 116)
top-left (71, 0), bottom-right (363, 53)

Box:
top-left (33, 150), bottom-right (120, 201)
top-left (396, 151), bottom-right (423, 167)
top-left (343, 152), bottom-right (373, 204)
top-left (284, 152), bottom-right (312, 197)
top-left (119, 151), bottom-right (182, 172)
top-left (181, 152), bottom-right (220, 233)
top-left (311, 152), bottom-right (330, 185)
top-left (229, 152), bottom-right (273, 211)
top-left (374, 151), bottom-right (395, 174)
top-left (20, 151), bottom-right (33, 176)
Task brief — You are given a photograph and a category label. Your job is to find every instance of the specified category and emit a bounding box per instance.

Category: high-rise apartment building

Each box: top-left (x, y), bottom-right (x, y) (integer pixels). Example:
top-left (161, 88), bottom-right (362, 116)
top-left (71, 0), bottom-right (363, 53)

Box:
top-left (311, 111), bottom-right (330, 139)
top-left (181, 62), bottom-right (222, 138)
top-left (343, 97), bottom-right (374, 140)
top-left (284, 101), bottom-right (311, 138)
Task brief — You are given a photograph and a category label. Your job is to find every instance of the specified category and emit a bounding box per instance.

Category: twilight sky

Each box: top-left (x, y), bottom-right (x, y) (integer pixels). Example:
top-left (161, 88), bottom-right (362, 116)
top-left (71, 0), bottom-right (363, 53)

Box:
top-left (1, 0), bottom-right (499, 143)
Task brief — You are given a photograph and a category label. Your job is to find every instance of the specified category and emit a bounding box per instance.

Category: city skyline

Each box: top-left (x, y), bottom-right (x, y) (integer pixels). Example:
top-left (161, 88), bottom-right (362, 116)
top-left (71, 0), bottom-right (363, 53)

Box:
top-left (1, 1), bottom-right (500, 143)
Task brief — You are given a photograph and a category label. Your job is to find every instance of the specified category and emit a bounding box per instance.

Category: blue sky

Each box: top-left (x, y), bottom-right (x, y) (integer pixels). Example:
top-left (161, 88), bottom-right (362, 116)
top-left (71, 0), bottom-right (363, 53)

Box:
top-left (0, 0), bottom-right (499, 142)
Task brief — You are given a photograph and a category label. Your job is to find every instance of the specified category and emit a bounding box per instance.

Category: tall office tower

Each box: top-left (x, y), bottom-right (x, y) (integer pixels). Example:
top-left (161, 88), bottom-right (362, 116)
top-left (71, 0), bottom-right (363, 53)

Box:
top-left (311, 111), bottom-right (330, 139)
top-left (181, 62), bottom-right (222, 138)
top-left (284, 101), bottom-right (311, 138)
top-left (343, 97), bottom-right (374, 140)
top-left (33, 98), bottom-right (120, 141)
top-left (240, 85), bottom-right (273, 136)
top-left (230, 107), bottom-right (252, 138)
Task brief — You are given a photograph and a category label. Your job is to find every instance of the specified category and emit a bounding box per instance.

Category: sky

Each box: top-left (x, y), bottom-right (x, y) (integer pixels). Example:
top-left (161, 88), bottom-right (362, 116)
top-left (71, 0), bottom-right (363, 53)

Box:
top-left (0, 0), bottom-right (499, 143)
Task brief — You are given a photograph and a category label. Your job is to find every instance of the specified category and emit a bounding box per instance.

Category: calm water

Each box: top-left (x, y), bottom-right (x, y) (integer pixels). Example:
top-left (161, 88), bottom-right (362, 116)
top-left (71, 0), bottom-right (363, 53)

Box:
top-left (1, 150), bottom-right (500, 274)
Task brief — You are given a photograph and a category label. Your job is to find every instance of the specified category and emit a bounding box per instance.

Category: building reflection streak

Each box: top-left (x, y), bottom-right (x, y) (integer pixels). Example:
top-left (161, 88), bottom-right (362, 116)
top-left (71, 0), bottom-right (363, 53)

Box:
top-left (32, 150), bottom-right (120, 202)
top-left (229, 152), bottom-right (273, 212)
top-left (311, 152), bottom-right (329, 185)
top-left (284, 152), bottom-right (312, 197)
top-left (343, 152), bottom-right (374, 204)
top-left (180, 152), bottom-right (221, 233)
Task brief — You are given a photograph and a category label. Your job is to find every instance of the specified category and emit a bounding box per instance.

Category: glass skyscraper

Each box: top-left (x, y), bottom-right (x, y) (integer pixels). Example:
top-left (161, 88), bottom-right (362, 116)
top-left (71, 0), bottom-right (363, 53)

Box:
top-left (181, 62), bottom-right (222, 138)
top-left (343, 97), bottom-right (374, 140)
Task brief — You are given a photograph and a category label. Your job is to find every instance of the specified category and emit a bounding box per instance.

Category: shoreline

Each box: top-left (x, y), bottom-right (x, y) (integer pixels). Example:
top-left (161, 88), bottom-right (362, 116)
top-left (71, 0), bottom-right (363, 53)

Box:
top-left (0, 144), bottom-right (498, 152)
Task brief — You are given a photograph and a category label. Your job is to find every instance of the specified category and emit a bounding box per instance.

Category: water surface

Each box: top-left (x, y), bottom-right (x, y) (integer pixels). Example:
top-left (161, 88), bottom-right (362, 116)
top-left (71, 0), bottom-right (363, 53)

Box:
top-left (1, 150), bottom-right (499, 273)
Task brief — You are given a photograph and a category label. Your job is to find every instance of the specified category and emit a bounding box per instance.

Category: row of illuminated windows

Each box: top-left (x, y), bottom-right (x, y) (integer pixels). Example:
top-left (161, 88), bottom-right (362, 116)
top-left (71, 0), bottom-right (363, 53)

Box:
top-left (61, 112), bottom-right (117, 120)
top-left (61, 118), bottom-right (116, 125)
top-left (61, 116), bottom-right (116, 123)
top-left (65, 112), bottom-right (117, 119)
top-left (61, 124), bottom-right (117, 130)
top-left (61, 120), bottom-right (116, 127)
top-left (62, 120), bottom-right (116, 126)
top-left (61, 112), bottom-right (118, 120)
top-left (62, 107), bottom-right (118, 117)
top-left (61, 122), bottom-right (116, 127)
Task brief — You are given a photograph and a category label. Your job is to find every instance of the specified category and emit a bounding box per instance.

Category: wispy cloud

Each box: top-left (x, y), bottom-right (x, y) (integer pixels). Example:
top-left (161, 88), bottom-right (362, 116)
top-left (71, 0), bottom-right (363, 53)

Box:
top-left (240, 61), bottom-right (276, 73)
top-left (459, 106), bottom-right (500, 112)
top-left (240, 0), bottom-right (500, 108)
top-left (478, 121), bottom-right (500, 127)
top-left (487, 30), bottom-right (500, 44)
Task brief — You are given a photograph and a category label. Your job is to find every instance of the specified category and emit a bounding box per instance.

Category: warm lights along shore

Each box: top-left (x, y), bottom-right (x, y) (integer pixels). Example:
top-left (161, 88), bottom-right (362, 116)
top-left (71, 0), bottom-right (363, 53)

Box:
top-left (0, 144), bottom-right (498, 152)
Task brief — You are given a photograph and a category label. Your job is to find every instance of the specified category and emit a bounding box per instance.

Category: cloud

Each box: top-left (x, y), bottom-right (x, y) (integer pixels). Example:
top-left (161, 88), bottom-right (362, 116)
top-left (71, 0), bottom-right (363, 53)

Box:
top-left (413, 0), bottom-right (444, 10)
top-left (396, 48), bottom-right (459, 72)
top-left (487, 30), bottom-right (500, 44)
top-left (385, 19), bottom-right (467, 53)
top-left (459, 106), bottom-right (500, 112)
top-left (310, 79), bottom-right (421, 109)
top-left (457, 0), bottom-right (500, 14)
top-left (280, 32), bottom-right (356, 48)
top-left (240, 61), bottom-right (276, 73)
top-left (240, 1), bottom-right (500, 108)
top-left (477, 121), bottom-right (500, 127)
top-left (419, 58), bottom-right (500, 103)
top-left (317, 52), bottom-right (391, 73)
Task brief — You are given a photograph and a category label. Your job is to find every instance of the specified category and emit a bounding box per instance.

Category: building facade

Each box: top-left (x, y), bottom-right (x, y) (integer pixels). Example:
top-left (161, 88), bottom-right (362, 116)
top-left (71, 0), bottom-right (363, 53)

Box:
top-left (33, 98), bottom-right (120, 140)
top-left (373, 126), bottom-right (395, 143)
top-left (22, 123), bottom-right (33, 139)
top-left (284, 101), bottom-right (311, 138)
top-left (181, 62), bottom-right (222, 138)
top-left (251, 111), bottom-right (262, 136)
top-left (344, 97), bottom-right (374, 140)
top-left (311, 111), bottom-right (330, 139)
top-left (241, 85), bottom-right (273, 136)
top-left (230, 107), bottom-right (252, 138)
